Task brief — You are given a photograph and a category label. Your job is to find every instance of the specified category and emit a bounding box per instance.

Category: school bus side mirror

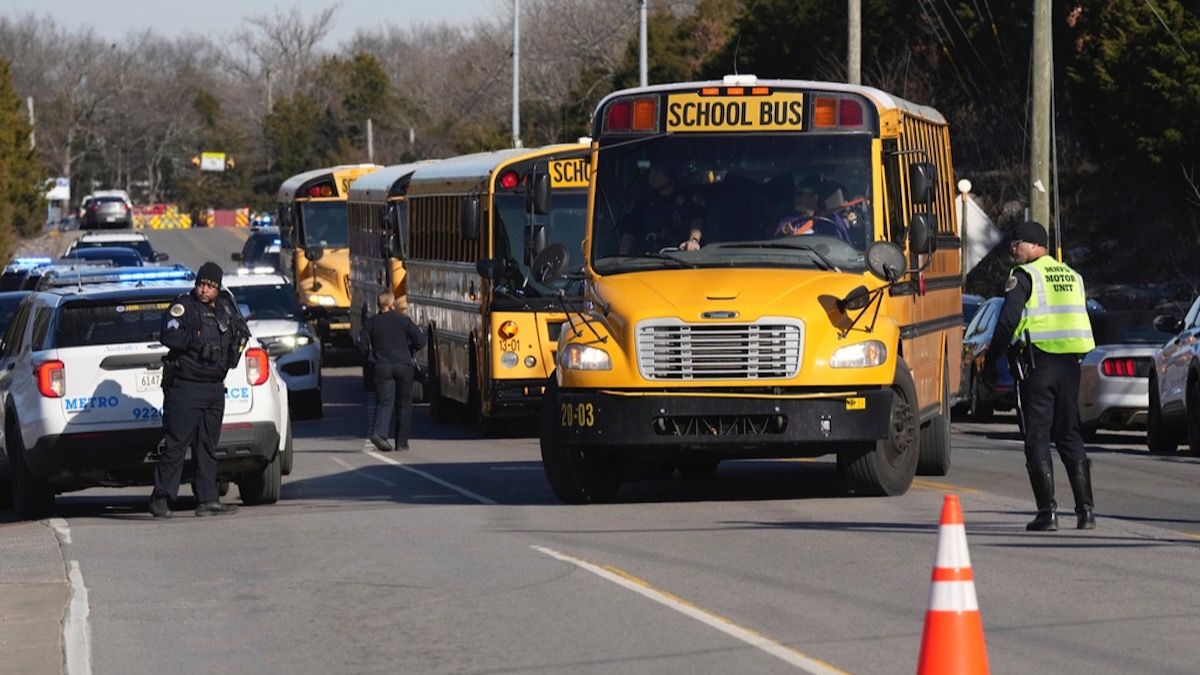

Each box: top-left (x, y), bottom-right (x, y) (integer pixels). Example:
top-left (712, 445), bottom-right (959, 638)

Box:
top-left (529, 173), bottom-right (551, 215)
top-left (524, 224), bottom-right (547, 265)
top-left (865, 241), bottom-right (907, 283)
top-left (386, 203), bottom-right (407, 260)
top-left (1153, 314), bottom-right (1184, 335)
top-left (908, 213), bottom-right (938, 255)
top-left (531, 243), bottom-right (569, 284)
top-left (909, 162), bottom-right (936, 204)
top-left (460, 195), bottom-right (481, 241)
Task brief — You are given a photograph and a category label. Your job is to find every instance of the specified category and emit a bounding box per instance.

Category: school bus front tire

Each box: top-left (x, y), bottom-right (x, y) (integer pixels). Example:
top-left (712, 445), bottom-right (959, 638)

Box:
top-left (837, 358), bottom-right (919, 496)
top-left (539, 378), bottom-right (622, 504)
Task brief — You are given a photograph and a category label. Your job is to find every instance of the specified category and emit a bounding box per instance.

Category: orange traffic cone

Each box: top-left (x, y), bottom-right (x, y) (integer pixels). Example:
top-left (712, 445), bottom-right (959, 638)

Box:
top-left (917, 494), bottom-right (989, 674)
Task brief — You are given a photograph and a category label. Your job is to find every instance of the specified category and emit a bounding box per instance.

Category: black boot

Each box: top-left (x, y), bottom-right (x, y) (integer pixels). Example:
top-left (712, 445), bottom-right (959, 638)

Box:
top-left (1025, 461), bottom-right (1058, 531)
top-left (1065, 459), bottom-right (1096, 529)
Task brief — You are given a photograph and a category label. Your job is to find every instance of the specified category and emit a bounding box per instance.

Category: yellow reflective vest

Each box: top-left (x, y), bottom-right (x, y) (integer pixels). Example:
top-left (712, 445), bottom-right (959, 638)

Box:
top-left (1010, 255), bottom-right (1095, 354)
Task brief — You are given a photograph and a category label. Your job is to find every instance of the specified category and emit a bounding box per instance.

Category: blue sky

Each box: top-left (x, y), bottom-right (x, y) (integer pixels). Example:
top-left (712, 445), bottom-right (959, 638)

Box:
top-left (0, 0), bottom-right (502, 45)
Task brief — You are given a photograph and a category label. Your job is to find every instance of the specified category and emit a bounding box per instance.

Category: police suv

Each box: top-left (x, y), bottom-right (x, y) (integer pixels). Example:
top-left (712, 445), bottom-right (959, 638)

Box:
top-left (0, 270), bottom-right (291, 519)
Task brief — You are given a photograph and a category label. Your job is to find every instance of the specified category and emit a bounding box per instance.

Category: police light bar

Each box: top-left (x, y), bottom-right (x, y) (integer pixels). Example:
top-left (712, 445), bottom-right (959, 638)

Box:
top-left (40, 264), bottom-right (195, 288)
top-left (11, 257), bottom-right (53, 268)
top-left (237, 266), bottom-right (278, 275)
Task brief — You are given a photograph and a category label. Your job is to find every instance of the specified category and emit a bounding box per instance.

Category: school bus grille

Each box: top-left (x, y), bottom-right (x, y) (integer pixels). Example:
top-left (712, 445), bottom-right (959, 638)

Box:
top-left (636, 318), bottom-right (803, 380)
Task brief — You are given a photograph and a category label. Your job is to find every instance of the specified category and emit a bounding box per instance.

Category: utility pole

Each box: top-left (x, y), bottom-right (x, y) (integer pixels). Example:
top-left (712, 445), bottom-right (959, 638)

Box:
top-left (511, 0), bottom-right (522, 149)
top-left (266, 68), bottom-right (274, 113)
top-left (847, 0), bottom-right (861, 84)
top-left (638, 0), bottom-right (648, 87)
top-left (367, 118), bottom-right (374, 163)
top-left (1030, 0), bottom-right (1052, 228)
top-left (26, 96), bottom-right (35, 149)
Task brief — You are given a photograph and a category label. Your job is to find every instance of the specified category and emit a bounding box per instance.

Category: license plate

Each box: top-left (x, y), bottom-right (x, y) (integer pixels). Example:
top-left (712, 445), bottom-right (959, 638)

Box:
top-left (105, 215), bottom-right (118, 222)
top-left (136, 370), bottom-right (162, 392)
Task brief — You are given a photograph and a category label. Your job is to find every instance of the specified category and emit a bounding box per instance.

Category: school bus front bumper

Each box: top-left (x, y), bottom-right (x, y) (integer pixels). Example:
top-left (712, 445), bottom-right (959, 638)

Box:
top-left (552, 388), bottom-right (894, 455)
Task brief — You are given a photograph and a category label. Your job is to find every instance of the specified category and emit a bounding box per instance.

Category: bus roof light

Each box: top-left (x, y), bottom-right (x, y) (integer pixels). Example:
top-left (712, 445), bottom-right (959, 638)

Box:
top-left (606, 100), bottom-right (632, 132)
top-left (307, 186), bottom-right (321, 197)
top-left (498, 170), bottom-right (520, 190)
top-left (319, 184), bottom-right (334, 197)
top-left (722, 74), bottom-right (758, 86)
top-left (839, 99), bottom-right (864, 126)
top-left (700, 87), bottom-right (720, 96)
top-left (726, 87), bottom-right (744, 95)
top-left (631, 97), bottom-right (658, 131)
top-left (750, 86), bottom-right (770, 95)
top-left (813, 96), bottom-right (837, 128)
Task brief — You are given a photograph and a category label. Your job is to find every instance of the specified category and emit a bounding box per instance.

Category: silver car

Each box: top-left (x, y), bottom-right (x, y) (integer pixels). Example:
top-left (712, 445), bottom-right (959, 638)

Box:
top-left (1078, 311), bottom-right (1168, 440)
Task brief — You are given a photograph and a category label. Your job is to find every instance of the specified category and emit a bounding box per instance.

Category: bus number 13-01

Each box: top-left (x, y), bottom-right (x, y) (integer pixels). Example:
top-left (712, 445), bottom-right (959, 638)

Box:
top-left (560, 402), bottom-right (595, 428)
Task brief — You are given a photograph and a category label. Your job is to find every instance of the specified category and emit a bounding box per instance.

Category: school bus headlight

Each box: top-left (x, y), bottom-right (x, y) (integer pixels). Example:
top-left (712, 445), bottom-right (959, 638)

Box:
top-left (501, 351), bottom-right (519, 368)
top-left (558, 343), bottom-right (612, 371)
top-left (307, 294), bottom-right (336, 307)
top-left (830, 340), bottom-right (888, 368)
top-left (498, 320), bottom-right (519, 339)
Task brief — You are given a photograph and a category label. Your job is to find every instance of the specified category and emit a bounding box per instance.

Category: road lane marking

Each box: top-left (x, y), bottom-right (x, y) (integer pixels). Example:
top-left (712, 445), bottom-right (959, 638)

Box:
top-left (50, 518), bottom-right (72, 544)
top-left (330, 456), bottom-right (397, 488)
top-left (530, 545), bottom-right (847, 675)
top-left (65, 560), bottom-right (92, 675)
top-left (364, 449), bottom-right (498, 505)
top-left (911, 478), bottom-right (981, 494)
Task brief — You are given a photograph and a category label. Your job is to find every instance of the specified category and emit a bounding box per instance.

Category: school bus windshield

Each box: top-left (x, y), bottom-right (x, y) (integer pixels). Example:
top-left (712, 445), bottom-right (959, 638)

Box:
top-left (300, 202), bottom-right (348, 248)
top-left (591, 134), bottom-right (874, 274)
top-left (493, 192), bottom-right (587, 301)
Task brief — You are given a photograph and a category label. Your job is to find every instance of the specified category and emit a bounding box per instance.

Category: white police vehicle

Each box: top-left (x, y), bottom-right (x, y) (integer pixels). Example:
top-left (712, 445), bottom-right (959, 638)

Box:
top-left (0, 269), bottom-right (291, 519)
top-left (225, 272), bottom-right (323, 419)
top-left (65, 231), bottom-right (169, 264)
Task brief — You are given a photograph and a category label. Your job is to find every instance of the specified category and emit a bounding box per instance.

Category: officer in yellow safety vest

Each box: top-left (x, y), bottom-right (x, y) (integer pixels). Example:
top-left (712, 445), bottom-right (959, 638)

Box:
top-left (984, 221), bottom-right (1096, 532)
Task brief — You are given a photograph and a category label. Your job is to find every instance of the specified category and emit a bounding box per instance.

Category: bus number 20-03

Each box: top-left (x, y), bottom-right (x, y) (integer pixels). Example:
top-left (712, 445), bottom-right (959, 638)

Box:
top-left (560, 402), bottom-right (595, 428)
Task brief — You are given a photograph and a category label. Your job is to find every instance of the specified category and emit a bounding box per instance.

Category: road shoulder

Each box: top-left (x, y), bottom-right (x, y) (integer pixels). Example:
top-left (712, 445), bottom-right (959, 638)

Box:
top-left (0, 520), bottom-right (69, 674)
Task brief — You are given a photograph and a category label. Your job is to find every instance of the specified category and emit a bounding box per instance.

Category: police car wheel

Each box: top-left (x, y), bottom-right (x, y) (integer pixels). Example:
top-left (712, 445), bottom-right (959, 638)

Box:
top-left (280, 425), bottom-right (294, 476)
top-left (539, 378), bottom-right (621, 504)
top-left (7, 421), bottom-right (55, 520)
top-left (1147, 379), bottom-right (1177, 454)
top-left (837, 358), bottom-right (919, 497)
top-left (237, 451), bottom-right (281, 506)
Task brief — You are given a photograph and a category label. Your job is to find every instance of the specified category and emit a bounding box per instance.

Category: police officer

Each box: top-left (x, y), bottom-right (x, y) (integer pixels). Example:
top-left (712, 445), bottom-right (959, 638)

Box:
top-left (361, 291), bottom-right (426, 452)
top-left (148, 262), bottom-right (251, 518)
top-left (984, 221), bottom-right (1096, 531)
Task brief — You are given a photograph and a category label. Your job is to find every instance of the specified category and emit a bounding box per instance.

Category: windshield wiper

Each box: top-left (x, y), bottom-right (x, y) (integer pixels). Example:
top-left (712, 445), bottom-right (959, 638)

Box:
top-left (596, 253), bottom-right (696, 269)
top-left (708, 242), bottom-right (841, 272)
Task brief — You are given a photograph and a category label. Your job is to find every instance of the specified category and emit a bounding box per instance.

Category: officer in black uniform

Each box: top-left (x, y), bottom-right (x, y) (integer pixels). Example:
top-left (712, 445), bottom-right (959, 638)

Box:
top-left (984, 221), bottom-right (1096, 531)
top-left (148, 262), bottom-right (250, 518)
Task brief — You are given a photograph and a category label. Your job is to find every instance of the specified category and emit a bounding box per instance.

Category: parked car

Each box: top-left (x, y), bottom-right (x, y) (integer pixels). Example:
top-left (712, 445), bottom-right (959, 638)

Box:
top-left (65, 231), bottom-right (168, 263)
top-left (61, 246), bottom-right (144, 267)
top-left (225, 272), bottom-right (322, 422)
top-left (0, 291), bottom-right (30, 334)
top-left (1, 257), bottom-right (53, 291)
top-left (954, 296), bottom-right (1015, 421)
top-left (1147, 294), bottom-right (1200, 454)
top-left (80, 192), bottom-right (132, 229)
top-left (962, 293), bottom-right (985, 326)
top-left (1078, 311), bottom-right (1168, 440)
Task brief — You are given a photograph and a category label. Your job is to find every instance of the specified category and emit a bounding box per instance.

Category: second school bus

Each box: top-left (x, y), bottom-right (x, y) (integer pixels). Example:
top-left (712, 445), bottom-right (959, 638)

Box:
top-left (539, 76), bottom-right (963, 503)
top-left (401, 144), bottom-right (589, 431)
top-left (276, 163), bottom-right (381, 346)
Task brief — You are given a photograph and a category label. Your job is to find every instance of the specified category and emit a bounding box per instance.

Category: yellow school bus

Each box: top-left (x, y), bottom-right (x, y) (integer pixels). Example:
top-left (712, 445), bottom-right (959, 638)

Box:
top-left (403, 143), bottom-right (590, 432)
top-left (276, 163), bottom-right (381, 347)
top-left (539, 76), bottom-right (963, 502)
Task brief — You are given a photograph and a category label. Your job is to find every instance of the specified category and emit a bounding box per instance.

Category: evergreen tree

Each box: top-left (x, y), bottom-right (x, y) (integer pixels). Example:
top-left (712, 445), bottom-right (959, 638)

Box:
top-left (0, 56), bottom-right (44, 257)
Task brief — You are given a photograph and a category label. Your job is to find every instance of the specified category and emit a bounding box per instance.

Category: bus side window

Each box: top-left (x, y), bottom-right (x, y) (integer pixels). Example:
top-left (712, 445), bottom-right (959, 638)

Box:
top-left (882, 140), bottom-right (905, 244)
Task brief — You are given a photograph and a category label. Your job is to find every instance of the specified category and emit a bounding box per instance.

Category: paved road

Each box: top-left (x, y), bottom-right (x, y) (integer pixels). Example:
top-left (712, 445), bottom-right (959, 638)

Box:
top-left (11, 229), bottom-right (1200, 674)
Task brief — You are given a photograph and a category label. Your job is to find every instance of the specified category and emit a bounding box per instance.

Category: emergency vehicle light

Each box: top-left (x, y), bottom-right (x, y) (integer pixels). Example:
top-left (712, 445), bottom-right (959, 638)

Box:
top-left (498, 170), bottom-right (520, 190)
top-left (812, 96), bottom-right (865, 129)
top-left (13, 257), bottom-right (52, 267)
top-left (604, 96), bottom-right (658, 133)
top-left (116, 268), bottom-right (194, 282)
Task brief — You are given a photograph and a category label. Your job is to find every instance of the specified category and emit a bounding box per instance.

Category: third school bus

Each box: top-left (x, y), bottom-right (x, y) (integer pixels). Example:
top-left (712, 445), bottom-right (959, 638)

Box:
top-left (276, 163), bottom-right (381, 347)
top-left (401, 143), bottom-right (589, 431)
top-left (539, 76), bottom-right (963, 503)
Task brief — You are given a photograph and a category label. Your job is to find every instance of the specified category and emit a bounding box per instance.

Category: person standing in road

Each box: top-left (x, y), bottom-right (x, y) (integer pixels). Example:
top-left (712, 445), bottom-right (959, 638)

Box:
top-left (362, 291), bottom-right (426, 452)
top-left (149, 262), bottom-right (250, 518)
top-left (984, 221), bottom-right (1096, 531)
